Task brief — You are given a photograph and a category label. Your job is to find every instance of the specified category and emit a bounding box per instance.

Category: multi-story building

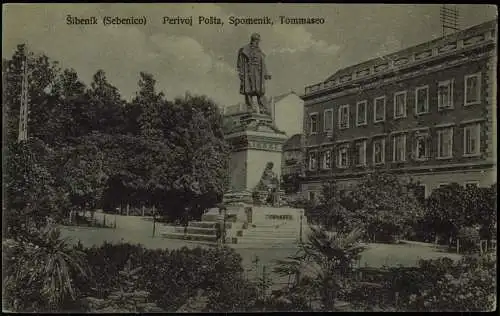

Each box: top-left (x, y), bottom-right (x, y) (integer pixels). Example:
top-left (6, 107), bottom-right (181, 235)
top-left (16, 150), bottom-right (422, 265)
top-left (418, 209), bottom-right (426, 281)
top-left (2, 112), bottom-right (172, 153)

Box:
top-left (301, 19), bottom-right (497, 201)
top-left (281, 133), bottom-right (304, 195)
top-left (282, 134), bottom-right (304, 176)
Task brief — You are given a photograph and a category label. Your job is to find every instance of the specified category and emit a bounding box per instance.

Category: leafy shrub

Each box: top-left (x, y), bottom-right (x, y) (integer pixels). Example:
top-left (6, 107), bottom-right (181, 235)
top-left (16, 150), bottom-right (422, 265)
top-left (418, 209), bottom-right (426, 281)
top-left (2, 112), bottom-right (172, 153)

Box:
top-left (403, 254), bottom-right (496, 311)
top-left (423, 184), bottom-right (497, 246)
top-left (204, 277), bottom-right (259, 312)
top-left (259, 286), bottom-right (313, 311)
top-left (82, 259), bottom-right (163, 312)
top-left (349, 255), bottom-right (496, 312)
top-left (312, 174), bottom-right (424, 242)
top-left (79, 243), bottom-right (247, 312)
top-left (458, 226), bottom-right (480, 253)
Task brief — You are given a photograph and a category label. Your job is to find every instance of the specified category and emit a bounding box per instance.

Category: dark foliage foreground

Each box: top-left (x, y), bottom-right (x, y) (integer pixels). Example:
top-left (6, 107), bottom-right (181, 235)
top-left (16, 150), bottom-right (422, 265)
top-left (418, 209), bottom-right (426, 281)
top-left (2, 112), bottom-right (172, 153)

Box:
top-left (2, 227), bottom-right (263, 312)
top-left (347, 253), bottom-right (497, 312)
top-left (3, 224), bottom-right (497, 313)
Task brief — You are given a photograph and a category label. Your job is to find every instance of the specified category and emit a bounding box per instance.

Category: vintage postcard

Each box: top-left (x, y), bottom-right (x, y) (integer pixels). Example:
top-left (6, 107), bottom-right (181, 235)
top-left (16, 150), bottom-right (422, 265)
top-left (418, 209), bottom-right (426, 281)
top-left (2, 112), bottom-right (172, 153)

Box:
top-left (2, 3), bottom-right (497, 313)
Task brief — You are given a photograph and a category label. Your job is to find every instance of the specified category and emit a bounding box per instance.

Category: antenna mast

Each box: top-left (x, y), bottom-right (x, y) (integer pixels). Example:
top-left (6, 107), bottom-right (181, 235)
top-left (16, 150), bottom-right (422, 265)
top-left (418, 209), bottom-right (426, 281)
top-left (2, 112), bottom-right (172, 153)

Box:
top-left (440, 5), bottom-right (460, 37)
top-left (18, 51), bottom-right (30, 142)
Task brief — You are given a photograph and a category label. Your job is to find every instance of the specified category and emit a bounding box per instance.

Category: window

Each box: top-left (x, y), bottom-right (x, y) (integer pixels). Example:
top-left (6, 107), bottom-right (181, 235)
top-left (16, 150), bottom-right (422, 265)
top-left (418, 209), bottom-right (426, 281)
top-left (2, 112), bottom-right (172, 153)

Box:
top-left (393, 134), bottom-right (406, 162)
top-left (394, 91), bottom-right (407, 118)
top-left (464, 73), bottom-right (481, 106)
top-left (321, 150), bottom-right (332, 169)
top-left (415, 86), bottom-right (429, 114)
top-left (438, 183), bottom-right (450, 188)
top-left (338, 105), bottom-right (349, 129)
top-left (414, 132), bottom-right (430, 160)
top-left (337, 146), bottom-right (349, 168)
top-left (308, 151), bottom-right (317, 170)
top-left (374, 96), bottom-right (385, 122)
top-left (438, 80), bottom-right (454, 109)
top-left (373, 138), bottom-right (385, 164)
top-left (308, 191), bottom-right (316, 201)
top-left (354, 140), bottom-right (367, 166)
top-left (324, 109), bottom-right (333, 131)
top-left (356, 100), bottom-right (367, 126)
top-left (437, 127), bottom-right (454, 158)
top-left (310, 113), bottom-right (319, 134)
top-left (463, 123), bottom-right (481, 156)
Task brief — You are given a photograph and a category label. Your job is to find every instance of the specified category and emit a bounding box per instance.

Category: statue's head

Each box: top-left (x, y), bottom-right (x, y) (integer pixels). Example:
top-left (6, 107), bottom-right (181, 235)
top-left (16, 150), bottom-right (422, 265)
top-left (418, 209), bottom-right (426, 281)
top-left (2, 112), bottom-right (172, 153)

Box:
top-left (250, 33), bottom-right (261, 46)
top-left (265, 161), bottom-right (274, 170)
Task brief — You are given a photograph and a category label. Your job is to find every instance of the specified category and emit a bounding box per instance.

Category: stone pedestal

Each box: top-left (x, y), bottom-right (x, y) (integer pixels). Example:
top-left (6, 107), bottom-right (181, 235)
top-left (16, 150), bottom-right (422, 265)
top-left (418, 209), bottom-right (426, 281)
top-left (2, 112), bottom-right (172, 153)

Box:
top-left (224, 112), bottom-right (288, 198)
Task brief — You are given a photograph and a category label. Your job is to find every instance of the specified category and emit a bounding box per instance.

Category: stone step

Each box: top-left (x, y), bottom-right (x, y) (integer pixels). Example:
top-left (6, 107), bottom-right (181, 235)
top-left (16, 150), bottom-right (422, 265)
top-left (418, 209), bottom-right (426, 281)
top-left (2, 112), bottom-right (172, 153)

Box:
top-left (236, 236), bottom-right (298, 244)
top-left (238, 234), bottom-right (298, 241)
top-left (246, 231), bottom-right (298, 236)
top-left (248, 226), bottom-right (298, 232)
top-left (201, 213), bottom-right (227, 221)
top-left (161, 232), bottom-right (217, 242)
top-left (242, 235), bottom-right (298, 240)
top-left (174, 227), bottom-right (216, 236)
top-left (249, 221), bottom-right (297, 226)
top-left (189, 221), bottom-right (216, 228)
top-left (188, 221), bottom-right (233, 229)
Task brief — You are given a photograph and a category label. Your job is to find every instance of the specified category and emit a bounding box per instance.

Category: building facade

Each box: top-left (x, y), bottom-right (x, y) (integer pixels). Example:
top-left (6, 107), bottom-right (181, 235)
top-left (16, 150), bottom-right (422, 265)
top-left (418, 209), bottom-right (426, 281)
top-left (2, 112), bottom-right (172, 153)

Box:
top-left (301, 19), bottom-right (497, 200)
top-left (281, 134), bottom-right (304, 195)
top-left (282, 134), bottom-right (304, 176)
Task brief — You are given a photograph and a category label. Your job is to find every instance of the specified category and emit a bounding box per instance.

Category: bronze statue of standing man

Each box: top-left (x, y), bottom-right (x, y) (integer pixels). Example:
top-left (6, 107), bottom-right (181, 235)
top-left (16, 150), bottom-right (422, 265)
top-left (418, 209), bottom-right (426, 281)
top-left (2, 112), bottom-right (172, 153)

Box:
top-left (237, 33), bottom-right (272, 114)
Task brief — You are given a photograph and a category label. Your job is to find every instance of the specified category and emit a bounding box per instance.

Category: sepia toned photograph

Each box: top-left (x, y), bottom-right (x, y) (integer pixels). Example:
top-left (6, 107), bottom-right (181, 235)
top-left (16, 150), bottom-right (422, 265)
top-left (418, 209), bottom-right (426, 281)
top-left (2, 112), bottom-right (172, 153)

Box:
top-left (2, 3), bottom-right (497, 313)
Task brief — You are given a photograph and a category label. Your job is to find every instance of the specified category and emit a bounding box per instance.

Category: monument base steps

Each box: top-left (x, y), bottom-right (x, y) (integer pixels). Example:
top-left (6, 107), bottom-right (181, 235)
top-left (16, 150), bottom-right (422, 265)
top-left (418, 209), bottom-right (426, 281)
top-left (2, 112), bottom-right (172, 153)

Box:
top-left (161, 232), bottom-right (219, 243)
top-left (174, 227), bottom-right (216, 236)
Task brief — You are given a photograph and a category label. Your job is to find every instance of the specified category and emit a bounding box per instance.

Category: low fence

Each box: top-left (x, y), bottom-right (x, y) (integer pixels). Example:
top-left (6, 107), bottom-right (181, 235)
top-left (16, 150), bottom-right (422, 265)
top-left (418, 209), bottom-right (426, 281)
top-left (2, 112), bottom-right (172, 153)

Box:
top-left (102, 206), bottom-right (156, 217)
top-left (65, 211), bottom-right (116, 228)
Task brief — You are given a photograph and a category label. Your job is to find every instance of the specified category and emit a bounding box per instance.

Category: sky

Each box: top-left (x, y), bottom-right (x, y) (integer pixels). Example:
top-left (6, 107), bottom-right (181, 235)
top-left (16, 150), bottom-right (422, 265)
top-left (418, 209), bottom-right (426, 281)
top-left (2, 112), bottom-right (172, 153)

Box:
top-left (2, 4), bottom-right (497, 107)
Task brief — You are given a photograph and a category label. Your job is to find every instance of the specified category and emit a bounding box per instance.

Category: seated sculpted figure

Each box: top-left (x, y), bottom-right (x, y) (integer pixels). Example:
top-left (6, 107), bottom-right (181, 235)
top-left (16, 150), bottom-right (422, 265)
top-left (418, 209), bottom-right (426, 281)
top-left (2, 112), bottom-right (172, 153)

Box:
top-left (256, 162), bottom-right (279, 191)
top-left (254, 162), bottom-right (280, 205)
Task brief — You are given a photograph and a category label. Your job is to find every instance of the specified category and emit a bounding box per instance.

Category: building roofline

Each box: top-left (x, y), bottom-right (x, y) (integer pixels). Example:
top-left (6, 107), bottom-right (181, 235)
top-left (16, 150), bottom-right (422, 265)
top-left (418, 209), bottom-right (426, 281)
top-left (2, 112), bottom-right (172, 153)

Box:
top-left (324, 19), bottom-right (497, 83)
top-left (302, 19), bottom-right (497, 99)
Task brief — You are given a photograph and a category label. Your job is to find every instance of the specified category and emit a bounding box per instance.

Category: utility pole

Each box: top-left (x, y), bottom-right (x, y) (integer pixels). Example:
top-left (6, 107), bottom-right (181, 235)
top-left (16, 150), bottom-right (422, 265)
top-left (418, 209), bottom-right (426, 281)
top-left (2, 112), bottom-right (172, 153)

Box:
top-left (18, 52), bottom-right (30, 142)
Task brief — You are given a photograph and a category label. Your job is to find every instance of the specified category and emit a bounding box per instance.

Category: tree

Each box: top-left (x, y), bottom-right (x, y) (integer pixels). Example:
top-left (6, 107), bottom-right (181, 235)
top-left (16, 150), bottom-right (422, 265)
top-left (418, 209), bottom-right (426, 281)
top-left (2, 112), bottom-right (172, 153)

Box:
top-left (78, 133), bottom-right (177, 213)
top-left (57, 137), bottom-right (109, 212)
top-left (85, 70), bottom-right (127, 135)
top-left (132, 72), bottom-right (164, 140)
top-left (3, 139), bottom-right (69, 238)
top-left (343, 172), bottom-right (424, 242)
top-left (425, 183), bottom-right (497, 246)
top-left (307, 180), bottom-right (351, 230)
top-left (158, 95), bottom-right (230, 221)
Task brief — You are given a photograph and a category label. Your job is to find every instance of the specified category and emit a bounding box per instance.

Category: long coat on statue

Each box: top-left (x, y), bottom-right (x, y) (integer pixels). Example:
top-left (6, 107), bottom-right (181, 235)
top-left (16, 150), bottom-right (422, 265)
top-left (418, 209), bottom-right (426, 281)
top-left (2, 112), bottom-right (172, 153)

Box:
top-left (237, 44), bottom-right (269, 97)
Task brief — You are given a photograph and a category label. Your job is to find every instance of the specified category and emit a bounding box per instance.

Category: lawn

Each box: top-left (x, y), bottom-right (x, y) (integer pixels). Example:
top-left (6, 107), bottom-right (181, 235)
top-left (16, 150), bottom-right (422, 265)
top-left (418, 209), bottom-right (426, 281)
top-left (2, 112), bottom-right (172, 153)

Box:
top-left (59, 215), bottom-right (462, 287)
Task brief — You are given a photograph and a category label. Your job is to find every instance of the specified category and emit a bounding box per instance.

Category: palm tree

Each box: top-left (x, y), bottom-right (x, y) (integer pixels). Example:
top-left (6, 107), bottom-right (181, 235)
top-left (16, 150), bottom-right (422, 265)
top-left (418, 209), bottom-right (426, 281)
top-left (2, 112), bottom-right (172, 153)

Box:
top-left (273, 226), bottom-right (366, 311)
top-left (3, 225), bottom-right (90, 311)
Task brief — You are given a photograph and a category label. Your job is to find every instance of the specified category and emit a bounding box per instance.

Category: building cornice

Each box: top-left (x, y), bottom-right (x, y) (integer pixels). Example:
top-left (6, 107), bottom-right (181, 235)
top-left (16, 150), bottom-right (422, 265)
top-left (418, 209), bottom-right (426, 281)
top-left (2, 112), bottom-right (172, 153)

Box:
top-left (304, 48), bottom-right (494, 106)
top-left (302, 20), bottom-right (496, 101)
